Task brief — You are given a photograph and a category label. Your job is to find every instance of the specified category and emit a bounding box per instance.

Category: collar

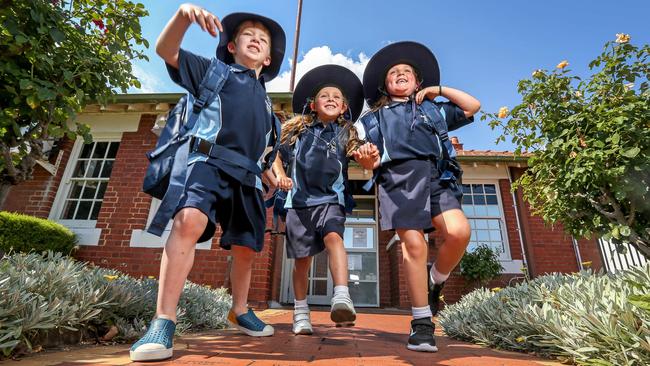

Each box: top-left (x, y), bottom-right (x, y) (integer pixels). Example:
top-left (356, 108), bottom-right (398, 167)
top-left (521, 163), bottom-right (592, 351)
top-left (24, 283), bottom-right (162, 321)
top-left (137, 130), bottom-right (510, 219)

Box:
top-left (230, 63), bottom-right (266, 88)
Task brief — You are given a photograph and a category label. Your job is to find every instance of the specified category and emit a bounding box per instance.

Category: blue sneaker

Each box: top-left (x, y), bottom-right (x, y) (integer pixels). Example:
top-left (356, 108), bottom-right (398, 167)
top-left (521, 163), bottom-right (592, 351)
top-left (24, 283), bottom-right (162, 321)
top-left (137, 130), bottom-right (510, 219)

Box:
top-left (227, 309), bottom-right (274, 337)
top-left (129, 318), bottom-right (175, 361)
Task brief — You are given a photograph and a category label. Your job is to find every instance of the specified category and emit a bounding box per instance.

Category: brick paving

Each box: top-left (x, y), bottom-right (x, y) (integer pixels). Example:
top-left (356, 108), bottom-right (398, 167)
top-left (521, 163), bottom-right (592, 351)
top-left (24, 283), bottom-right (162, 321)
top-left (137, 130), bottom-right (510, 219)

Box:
top-left (7, 310), bottom-right (562, 366)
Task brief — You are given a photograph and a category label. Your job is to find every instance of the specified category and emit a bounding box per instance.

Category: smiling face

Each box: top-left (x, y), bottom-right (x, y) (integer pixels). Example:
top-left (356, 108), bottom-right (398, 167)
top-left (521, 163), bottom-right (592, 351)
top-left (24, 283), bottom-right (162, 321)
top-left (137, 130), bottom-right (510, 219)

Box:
top-left (384, 63), bottom-right (419, 99)
top-left (310, 86), bottom-right (348, 123)
top-left (227, 20), bottom-right (272, 72)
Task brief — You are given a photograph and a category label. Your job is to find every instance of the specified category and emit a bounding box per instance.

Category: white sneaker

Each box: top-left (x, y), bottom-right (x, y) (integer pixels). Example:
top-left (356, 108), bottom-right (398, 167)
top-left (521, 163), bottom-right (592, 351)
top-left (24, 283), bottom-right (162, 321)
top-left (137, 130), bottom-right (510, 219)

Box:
top-left (293, 308), bottom-right (313, 335)
top-left (331, 293), bottom-right (356, 326)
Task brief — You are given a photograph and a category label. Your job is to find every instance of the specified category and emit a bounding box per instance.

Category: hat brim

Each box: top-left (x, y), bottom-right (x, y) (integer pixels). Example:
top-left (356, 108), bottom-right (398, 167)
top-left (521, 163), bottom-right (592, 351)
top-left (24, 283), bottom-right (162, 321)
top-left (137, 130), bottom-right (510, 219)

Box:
top-left (292, 65), bottom-right (364, 122)
top-left (362, 41), bottom-right (440, 106)
top-left (216, 12), bottom-right (286, 82)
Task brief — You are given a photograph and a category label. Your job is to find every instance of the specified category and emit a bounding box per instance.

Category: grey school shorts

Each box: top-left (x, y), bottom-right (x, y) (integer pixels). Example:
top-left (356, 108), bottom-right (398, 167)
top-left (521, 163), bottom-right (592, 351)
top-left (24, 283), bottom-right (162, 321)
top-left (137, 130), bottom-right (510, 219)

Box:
top-left (377, 159), bottom-right (462, 232)
top-left (285, 203), bottom-right (346, 259)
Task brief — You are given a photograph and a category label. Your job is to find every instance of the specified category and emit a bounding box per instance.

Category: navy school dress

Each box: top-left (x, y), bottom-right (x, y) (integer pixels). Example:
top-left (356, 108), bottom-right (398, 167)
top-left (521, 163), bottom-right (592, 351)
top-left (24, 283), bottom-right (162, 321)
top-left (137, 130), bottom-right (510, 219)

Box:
top-left (355, 100), bottom-right (473, 232)
top-left (165, 49), bottom-right (275, 251)
top-left (282, 120), bottom-right (351, 258)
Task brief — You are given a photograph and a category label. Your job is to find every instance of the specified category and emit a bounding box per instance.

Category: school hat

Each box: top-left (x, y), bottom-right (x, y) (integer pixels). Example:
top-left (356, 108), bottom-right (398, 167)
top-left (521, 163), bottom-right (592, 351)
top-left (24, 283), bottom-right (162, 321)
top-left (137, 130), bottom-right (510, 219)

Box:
top-left (292, 64), bottom-right (364, 121)
top-left (362, 41), bottom-right (440, 106)
top-left (216, 12), bottom-right (286, 82)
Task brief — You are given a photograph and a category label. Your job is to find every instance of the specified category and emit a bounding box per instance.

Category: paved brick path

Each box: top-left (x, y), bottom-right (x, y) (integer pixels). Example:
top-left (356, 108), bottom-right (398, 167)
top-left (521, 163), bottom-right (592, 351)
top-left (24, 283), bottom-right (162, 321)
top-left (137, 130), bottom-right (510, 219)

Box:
top-left (7, 310), bottom-right (562, 366)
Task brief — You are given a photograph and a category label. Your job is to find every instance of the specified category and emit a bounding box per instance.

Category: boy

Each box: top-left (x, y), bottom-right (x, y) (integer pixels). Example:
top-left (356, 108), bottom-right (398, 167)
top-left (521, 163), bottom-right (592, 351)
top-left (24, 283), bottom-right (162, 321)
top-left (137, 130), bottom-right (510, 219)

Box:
top-left (130, 4), bottom-right (286, 362)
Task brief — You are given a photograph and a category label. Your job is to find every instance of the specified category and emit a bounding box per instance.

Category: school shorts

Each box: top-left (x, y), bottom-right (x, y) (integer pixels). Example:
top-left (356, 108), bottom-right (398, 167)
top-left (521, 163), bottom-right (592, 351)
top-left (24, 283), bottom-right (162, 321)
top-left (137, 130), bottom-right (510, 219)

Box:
top-left (174, 161), bottom-right (266, 252)
top-left (285, 203), bottom-right (346, 259)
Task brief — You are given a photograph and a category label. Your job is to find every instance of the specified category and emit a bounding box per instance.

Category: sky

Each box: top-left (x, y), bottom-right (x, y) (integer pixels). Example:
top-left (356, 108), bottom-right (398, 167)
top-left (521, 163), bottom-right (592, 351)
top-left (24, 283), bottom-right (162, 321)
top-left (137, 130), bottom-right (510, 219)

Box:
top-left (128, 0), bottom-right (650, 151)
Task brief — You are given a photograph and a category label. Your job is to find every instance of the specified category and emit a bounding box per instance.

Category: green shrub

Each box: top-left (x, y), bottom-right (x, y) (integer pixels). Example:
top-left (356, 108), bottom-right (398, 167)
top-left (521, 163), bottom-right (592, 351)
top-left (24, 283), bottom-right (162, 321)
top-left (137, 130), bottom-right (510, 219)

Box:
top-left (0, 252), bottom-right (231, 358)
top-left (439, 264), bottom-right (650, 365)
top-left (0, 212), bottom-right (77, 254)
top-left (459, 244), bottom-right (504, 287)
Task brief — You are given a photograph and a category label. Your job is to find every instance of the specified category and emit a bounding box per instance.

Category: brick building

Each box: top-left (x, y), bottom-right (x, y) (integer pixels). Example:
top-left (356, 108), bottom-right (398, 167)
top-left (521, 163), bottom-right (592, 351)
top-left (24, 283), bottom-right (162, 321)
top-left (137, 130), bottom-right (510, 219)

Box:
top-left (1, 93), bottom-right (605, 309)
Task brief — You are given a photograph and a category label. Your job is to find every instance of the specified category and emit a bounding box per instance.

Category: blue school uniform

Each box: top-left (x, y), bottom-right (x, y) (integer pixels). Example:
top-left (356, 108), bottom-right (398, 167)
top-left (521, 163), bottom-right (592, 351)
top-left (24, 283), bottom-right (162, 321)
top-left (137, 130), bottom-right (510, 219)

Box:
top-left (282, 120), bottom-right (350, 258)
top-left (165, 49), bottom-right (275, 250)
top-left (356, 100), bottom-right (472, 231)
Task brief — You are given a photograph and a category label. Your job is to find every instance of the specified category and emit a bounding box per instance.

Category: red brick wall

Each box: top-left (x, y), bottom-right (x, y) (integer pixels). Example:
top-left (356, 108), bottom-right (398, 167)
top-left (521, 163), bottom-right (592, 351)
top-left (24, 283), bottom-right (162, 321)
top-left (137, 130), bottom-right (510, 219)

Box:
top-left (3, 138), bottom-right (75, 218)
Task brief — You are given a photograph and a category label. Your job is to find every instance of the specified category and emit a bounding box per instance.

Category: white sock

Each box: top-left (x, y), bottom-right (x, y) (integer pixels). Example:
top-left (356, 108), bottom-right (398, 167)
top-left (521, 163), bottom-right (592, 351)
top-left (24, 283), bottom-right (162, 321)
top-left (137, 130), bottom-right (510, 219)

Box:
top-left (294, 298), bottom-right (308, 310)
top-left (333, 285), bottom-right (349, 297)
top-left (430, 263), bottom-right (450, 285)
top-left (412, 305), bottom-right (432, 320)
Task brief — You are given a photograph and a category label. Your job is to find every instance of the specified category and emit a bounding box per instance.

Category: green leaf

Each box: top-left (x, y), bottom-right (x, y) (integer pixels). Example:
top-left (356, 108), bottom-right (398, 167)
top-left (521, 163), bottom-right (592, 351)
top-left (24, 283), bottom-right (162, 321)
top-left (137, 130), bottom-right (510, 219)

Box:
top-left (628, 294), bottom-right (650, 311)
top-left (26, 96), bottom-right (39, 109)
top-left (621, 147), bottom-right (640, 158)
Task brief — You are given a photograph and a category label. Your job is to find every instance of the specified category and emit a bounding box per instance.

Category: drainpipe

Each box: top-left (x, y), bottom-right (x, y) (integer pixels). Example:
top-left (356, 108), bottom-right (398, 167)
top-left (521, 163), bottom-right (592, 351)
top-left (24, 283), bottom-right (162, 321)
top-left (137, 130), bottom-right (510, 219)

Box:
top-left (508, 167), bottom-right (529, 275)
top-left (572, 237), bottom-right (584, 271)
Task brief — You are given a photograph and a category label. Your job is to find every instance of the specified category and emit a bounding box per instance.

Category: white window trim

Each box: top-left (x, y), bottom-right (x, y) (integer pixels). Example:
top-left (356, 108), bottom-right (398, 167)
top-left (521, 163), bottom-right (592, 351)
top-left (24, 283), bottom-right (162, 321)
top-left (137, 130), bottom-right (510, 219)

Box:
top-left (129, 198), bottom-right (212, 250)
top-left (462, 179), bottom-right (514, 264)
top-left (49, 134), bottom-right (122, 245)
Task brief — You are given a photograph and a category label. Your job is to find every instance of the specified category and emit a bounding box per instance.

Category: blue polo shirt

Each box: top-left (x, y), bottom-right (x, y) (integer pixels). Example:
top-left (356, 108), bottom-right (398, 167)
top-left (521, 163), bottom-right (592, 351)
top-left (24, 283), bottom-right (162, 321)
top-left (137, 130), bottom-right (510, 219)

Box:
top-left (166, 49), bottom-right (274, 187)
top-left (281, 121), bottom-right (349, 208)
top-left (360, 100), bottom-right (472, 163)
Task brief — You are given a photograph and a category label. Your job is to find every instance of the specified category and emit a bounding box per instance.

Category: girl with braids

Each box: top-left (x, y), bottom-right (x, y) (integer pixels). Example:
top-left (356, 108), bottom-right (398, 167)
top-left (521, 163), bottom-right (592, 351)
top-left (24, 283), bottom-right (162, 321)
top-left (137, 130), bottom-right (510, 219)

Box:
top-left (272, 64), bottom-right (366, 335)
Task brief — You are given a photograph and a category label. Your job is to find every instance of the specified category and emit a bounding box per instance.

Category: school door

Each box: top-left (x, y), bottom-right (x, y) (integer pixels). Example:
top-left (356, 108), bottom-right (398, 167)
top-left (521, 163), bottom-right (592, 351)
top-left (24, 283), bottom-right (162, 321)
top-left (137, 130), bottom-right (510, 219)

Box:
top-left (280, 180), bottom-right (379, 307)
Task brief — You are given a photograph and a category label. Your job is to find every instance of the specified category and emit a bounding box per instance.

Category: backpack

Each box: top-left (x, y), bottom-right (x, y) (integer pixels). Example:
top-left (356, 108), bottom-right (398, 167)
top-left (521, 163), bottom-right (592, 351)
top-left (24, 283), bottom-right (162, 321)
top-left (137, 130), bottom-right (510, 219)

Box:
top-left (143, 59), bottom-right (281, 236)
top-left (359, 100), bottom-right (461, 191)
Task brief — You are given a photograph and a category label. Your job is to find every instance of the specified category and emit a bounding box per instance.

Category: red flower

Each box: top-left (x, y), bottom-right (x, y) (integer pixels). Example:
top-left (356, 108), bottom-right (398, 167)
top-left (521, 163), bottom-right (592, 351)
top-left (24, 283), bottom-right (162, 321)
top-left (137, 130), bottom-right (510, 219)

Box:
top-left (92, 19), bottom-right (105, 30)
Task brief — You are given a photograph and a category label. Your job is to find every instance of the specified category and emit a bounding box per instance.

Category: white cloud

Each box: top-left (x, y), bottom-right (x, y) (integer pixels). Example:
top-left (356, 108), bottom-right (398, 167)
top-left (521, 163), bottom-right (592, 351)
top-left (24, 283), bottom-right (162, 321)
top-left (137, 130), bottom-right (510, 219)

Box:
top-left (266, 46), bottom-right (369, 92)
top-left (128, 63), bottom-right (167, 93)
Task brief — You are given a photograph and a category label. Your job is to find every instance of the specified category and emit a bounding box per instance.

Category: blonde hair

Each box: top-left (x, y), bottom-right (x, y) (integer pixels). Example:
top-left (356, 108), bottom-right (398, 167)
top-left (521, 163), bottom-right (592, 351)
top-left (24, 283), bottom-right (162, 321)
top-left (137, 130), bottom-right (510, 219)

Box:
top-left (281, 114), bottom-right (363, 157)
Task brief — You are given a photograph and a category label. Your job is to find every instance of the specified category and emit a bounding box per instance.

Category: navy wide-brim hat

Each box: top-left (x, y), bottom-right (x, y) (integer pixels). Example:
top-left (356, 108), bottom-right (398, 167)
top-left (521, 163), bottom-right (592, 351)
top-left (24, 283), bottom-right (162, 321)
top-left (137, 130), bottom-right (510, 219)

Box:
top-left (216, 12), bottom-right (286, 82)
top-left (362, 41), bottom-right (440, 106)
top-left (292, 64), bottom-right (364, 122)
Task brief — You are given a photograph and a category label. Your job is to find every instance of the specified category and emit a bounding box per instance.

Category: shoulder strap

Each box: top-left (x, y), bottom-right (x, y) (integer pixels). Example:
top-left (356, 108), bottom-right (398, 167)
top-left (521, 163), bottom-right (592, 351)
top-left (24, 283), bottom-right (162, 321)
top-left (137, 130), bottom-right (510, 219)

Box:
top-left (420, 100), bottom-right (449, 142)
top-left (192, 59), bottom-right (230, 114)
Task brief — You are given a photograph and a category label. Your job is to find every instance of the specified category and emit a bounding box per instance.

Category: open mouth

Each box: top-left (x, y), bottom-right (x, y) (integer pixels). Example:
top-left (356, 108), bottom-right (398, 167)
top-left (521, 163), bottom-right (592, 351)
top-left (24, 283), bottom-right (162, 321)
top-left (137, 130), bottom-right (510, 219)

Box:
top-left (396, 77), bottom-right (408, 85)
top-left (247, 44), bottom-right (260, 53)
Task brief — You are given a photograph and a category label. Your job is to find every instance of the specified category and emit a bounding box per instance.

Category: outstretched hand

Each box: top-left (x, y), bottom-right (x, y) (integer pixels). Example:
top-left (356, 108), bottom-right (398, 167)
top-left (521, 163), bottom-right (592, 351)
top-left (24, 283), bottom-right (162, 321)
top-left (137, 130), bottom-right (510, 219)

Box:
top-left (179, 3), bottom-right (223, 37)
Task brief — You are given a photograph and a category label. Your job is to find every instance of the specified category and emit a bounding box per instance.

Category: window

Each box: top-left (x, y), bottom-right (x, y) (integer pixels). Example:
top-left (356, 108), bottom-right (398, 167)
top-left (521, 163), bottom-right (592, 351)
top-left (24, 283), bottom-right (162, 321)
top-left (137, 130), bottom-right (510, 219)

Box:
top-left (60, 141), bottom-right (119, 221)
top-left (462, 183), bottom-right (510, 260)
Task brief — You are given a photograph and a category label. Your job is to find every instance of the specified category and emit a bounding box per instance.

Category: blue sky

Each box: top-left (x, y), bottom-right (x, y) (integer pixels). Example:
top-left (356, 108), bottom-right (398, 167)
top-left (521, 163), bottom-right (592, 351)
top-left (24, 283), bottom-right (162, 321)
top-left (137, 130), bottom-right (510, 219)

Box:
top-left (130, 0), bottom-right (650, 151)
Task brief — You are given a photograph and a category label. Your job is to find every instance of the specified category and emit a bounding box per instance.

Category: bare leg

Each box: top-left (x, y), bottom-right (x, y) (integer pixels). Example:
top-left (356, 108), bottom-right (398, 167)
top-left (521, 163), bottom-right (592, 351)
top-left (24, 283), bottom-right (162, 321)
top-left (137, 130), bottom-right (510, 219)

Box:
top-left (230, 245), bottom-right (256, 315)
top-left (293, 256), bottom-right (312, 300)
top-left (156, 207), bottom-right (207, 322)
top-left (324, 232), bottom-right (348, 286)
top-left (431, 209), bottom-right (471, 274)
top-left (397, 229), bottom-right (428, 308)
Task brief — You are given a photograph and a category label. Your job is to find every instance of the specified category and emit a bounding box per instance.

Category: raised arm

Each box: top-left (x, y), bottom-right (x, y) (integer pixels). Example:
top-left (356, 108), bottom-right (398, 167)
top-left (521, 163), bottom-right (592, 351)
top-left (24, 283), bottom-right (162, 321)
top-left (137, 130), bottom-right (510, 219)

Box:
top-left (156, 4), bottom-right (223, 69)
top-left (416, 86), bottom-right (481, 117)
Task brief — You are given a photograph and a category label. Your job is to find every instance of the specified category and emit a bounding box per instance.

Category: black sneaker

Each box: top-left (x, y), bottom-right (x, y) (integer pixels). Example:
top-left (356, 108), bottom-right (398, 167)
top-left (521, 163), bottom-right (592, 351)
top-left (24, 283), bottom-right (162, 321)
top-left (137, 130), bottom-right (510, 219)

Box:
top-left (427, 262), bottom-right (445, 316)
top-left (407, 317), bottom-right (438, 352)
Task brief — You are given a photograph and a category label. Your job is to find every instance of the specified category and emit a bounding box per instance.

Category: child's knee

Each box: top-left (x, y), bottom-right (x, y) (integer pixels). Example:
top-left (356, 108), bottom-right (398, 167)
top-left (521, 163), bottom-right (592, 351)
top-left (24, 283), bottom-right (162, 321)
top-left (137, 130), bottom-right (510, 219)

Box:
top-left (172, 208), bottom-right (207, 239)
top-left (446, 221), bottom-right (471, 244)
top-left (232, 245), bottom-right (255, 262)
top-left (402, 240), bottom-right (427, 259)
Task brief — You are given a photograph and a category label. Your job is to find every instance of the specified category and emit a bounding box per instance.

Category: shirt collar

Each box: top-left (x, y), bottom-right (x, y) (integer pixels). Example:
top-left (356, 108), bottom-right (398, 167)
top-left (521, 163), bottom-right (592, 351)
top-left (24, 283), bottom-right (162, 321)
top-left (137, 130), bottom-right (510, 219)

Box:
top-left (230, 63), bottom-right (266, 88)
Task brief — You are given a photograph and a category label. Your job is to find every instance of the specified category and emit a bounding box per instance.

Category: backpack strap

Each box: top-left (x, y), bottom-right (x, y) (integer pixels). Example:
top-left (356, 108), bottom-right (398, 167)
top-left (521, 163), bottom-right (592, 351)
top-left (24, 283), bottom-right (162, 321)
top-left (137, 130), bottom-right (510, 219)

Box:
top-left (148, 59), bottom-right (231, 236)
top-left (419, 100), bottom-right (462, 183)
top-left (358, 111), bottom-right (383, 192)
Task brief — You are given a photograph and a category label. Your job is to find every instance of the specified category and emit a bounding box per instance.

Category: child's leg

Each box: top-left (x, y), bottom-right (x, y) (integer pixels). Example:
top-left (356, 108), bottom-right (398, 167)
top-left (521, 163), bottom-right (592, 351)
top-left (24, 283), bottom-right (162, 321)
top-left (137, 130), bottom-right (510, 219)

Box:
top-left (430, 208), bottom-right (471, 279)
top-left (396, 229), bottom-right (429, 308)
top-left (226, 244), bottom-right (275, 337)
top-left (398, 228), bottom-right (438, 352)
top-left (229, 245), bottom-right (256, 315)
top-left (293, 256), bottom-right (313, 300)
top-left (324, 232), bottom-right (356, 325)
top-left (156, 207), bottom-right (208, 322)
top-left (131, 207), bottom-right (206, 362)
top-left (292, 256), bottom-right (313, 335)
top-left (323, 232), bottom-right (347, 287)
